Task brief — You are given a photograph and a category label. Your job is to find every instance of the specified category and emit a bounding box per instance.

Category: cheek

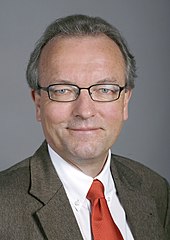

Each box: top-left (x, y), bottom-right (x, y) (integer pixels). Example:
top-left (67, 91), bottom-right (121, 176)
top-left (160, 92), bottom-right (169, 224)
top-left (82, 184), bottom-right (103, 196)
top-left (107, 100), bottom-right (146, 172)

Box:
top-left (40, 102), bottom-right (71, 127)
top-left (102, 102), bottom-right (125, 124)
top-left (109, 93), bottom-right (131, 123)
top-left (100, 104), bottom-right (124, 145)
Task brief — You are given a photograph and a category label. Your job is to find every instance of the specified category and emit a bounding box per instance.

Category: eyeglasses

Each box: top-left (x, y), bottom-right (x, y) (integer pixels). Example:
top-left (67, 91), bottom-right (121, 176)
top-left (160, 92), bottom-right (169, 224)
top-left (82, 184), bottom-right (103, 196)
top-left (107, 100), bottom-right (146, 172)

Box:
top-left (37, 83), bottom-right (127, 102)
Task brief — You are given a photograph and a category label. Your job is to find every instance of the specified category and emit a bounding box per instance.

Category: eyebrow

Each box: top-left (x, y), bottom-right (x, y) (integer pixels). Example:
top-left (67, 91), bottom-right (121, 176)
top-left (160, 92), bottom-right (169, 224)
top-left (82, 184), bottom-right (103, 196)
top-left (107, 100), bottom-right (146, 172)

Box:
top-left (51, 77), bottom-right (118, 85)
top-left (95, 78), bottom-right (118, 84)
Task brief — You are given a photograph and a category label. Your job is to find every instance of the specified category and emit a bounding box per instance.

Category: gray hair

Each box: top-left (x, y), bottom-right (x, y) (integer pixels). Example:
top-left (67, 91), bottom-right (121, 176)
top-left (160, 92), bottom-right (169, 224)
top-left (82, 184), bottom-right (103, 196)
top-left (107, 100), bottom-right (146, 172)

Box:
top-left (26, 14), bottom-right (136, 90)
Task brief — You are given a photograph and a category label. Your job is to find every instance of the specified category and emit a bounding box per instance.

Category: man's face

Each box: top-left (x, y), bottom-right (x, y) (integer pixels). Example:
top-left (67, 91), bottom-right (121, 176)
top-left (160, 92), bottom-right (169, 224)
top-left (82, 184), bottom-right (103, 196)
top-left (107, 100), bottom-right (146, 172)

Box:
top-left (32, 35), bottom-right (132, 166)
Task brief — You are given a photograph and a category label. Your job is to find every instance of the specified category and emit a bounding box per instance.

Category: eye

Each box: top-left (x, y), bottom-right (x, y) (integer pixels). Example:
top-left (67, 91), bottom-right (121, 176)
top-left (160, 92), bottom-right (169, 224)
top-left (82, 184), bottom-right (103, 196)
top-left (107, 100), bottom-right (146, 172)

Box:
top-left (97, 86), bottom-right (117, 95)
top-left (51, 86), bottom-right (74, 95)
top-left (48, 84), bottom-right (79, 101)
top-left (99, 88), bottom-right (112, 94)
top-left (55, 88), bottom-right (68, 94)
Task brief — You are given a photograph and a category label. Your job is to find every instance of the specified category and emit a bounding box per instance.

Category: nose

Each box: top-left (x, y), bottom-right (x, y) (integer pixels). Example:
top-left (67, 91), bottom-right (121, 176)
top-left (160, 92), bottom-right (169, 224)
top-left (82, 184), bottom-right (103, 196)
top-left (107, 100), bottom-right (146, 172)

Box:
top-left (72, 89), bottom-right (97, 119)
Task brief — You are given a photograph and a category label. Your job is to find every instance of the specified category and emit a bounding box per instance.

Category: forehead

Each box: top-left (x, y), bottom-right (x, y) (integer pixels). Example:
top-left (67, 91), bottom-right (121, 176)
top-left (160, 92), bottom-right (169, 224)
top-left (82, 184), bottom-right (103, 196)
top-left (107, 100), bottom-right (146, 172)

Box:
top-left (40, 34), bottom-right (124, 61)
top-left (38, 35), bottom-right (126, 84)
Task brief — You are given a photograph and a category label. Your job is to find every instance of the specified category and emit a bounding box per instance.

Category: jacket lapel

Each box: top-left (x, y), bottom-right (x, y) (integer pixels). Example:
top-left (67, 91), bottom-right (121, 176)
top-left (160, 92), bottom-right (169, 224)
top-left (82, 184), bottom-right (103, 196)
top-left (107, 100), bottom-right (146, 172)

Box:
top-left (29, 142), bottom-right (83, 240)
top-left (110, 155), bottom-right (166, 240)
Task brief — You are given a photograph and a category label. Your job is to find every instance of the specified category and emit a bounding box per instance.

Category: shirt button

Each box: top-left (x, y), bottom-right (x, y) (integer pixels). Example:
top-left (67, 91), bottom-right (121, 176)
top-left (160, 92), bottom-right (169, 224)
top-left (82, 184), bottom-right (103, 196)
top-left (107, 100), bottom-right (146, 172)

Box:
top-left (75, 200), bottom-right (80, 206)
top-left (107, 197), bottom-right (111, 202)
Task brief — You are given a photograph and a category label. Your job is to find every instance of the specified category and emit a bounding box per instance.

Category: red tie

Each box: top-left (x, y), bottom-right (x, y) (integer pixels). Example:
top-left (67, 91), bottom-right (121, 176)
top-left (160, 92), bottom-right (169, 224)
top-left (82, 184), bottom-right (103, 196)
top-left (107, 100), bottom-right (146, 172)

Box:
top-left (87, 179), bottom-right (124, 240)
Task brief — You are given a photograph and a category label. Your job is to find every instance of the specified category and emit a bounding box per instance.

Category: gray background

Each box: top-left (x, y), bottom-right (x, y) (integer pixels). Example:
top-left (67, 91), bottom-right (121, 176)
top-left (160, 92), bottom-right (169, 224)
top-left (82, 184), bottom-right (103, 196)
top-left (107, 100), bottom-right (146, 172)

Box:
top-left (0, 0), bottom-right (169, 182)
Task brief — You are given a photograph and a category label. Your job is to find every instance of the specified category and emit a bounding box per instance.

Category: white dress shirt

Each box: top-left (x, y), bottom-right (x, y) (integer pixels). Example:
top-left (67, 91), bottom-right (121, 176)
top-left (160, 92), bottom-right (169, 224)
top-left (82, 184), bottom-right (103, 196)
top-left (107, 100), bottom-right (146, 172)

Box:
top-left (48, 145), bottom-right (134, 240)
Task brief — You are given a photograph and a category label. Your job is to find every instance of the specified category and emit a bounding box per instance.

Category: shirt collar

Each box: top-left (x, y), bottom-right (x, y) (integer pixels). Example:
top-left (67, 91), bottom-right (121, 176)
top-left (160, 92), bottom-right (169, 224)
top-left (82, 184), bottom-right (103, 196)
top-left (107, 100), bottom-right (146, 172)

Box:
top-left (48, 145), bottom-right (116, 211)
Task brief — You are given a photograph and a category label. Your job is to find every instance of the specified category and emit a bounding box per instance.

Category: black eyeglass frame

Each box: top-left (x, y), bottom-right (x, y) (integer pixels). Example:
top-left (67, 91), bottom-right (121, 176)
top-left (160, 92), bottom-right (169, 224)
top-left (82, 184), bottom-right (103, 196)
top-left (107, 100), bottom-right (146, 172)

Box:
top-left (37, 83), bottom-right (127, 102)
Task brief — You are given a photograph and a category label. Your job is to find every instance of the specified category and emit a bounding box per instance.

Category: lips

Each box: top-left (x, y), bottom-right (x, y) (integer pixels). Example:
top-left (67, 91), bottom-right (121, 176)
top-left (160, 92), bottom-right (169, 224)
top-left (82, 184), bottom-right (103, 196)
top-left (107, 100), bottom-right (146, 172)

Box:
top-left (66, 122), bottom-right (104, 132)
top-left (66, 125), bottom-right (103, 135)
top-left (68, 127), bottom-right (101, 131)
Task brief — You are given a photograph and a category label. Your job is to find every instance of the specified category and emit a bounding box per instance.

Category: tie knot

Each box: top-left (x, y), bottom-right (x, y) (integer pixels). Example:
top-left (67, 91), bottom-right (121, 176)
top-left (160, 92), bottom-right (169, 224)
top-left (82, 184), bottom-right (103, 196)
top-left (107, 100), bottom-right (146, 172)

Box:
top-left (87, 179), bottom-right (105, 202)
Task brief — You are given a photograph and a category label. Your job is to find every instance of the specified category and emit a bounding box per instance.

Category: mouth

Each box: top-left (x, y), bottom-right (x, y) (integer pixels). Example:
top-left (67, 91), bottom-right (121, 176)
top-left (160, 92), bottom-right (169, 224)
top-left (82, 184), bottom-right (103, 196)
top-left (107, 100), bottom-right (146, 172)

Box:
top-left (67, 127), bottom-right (102, 134)
top-left (69, 127), bottom-right (100, 131)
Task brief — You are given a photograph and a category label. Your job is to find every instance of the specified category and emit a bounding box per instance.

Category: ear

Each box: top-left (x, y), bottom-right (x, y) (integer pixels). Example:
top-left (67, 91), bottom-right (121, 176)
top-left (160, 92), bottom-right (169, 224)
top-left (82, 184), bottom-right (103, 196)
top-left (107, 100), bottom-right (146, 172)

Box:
top-left (31, 90), bottom-right (41, 122)
top-left (123, 89), bottom-right (132, 121)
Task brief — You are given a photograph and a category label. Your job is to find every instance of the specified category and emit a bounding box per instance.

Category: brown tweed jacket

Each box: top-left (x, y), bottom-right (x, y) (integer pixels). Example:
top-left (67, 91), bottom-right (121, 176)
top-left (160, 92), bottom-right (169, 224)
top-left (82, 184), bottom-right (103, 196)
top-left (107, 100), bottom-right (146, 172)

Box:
top-left (0, 141), bottom-right (169, 239)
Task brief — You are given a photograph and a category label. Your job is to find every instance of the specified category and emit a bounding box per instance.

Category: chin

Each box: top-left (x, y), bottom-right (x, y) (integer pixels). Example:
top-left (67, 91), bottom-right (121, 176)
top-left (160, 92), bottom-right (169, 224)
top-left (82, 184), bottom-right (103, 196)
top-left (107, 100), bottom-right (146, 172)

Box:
top-left (68, 145), bottom-right (106, 161)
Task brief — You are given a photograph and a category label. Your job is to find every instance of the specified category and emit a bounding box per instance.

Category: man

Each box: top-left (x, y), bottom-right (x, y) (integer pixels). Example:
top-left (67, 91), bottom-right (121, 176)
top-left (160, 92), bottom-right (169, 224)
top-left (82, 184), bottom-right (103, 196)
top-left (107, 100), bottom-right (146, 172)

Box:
top-left (0, 15), bottom-right (169, 240)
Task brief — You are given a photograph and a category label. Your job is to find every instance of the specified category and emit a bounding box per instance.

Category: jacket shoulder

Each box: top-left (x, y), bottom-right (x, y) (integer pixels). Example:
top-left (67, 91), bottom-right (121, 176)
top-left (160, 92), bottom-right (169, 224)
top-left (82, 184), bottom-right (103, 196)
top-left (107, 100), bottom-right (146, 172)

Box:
top-left (111, 154), bottom-right (168, 185)
top-left (0, 157), bottom-right (31, 194)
